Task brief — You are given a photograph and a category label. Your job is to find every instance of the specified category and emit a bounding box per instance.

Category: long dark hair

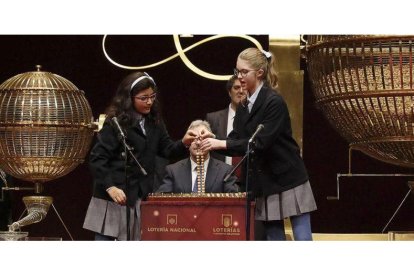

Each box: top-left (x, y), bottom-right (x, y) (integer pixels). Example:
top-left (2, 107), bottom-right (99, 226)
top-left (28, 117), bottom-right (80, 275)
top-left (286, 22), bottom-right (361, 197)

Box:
top-left (105, 71), bottom-right (162, 127)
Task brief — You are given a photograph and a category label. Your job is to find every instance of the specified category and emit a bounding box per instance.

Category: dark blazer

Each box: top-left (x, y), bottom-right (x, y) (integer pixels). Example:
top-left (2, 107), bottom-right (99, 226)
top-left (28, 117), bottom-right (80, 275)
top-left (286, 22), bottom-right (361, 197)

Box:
top-left (89, 117), bottom-right (187, 206)
top-left (206, 107), bottom-right (229, 162)
top-left (157, 157), bottom-right (239, 193)
top-left (225, 85), bottom-right (309, 197)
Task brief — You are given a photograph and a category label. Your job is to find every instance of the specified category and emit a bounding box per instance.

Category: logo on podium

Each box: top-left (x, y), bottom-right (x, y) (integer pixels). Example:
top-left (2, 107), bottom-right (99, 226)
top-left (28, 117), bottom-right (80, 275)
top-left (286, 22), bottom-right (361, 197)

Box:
top-left (167, 214), bottom-right (178, 225)
top-left (222, 214), bottom-right (232, 227)
top-left (213, 214), bottom-right (240, 236)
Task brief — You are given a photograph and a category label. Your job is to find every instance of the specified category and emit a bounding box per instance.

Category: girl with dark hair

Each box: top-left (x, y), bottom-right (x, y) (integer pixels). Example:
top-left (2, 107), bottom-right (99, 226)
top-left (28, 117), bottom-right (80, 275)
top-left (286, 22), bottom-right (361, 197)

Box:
top-left (83, 71), bottom-right (198, 240)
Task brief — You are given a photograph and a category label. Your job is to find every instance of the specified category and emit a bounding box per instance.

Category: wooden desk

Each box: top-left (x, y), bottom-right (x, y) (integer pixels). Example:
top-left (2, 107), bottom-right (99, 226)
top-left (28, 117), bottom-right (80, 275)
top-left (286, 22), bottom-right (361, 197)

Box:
top-left (141, 194), bottom-right (254, 240)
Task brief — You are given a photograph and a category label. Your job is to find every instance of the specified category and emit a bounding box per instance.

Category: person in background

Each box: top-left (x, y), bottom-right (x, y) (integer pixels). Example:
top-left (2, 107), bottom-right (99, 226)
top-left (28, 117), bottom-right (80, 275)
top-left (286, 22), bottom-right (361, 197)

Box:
top-left (157, 120), bottom-right (239, 194)
top-left (83, 72), bottom-right (201, 241)
top-left (205, 75), bottom-right (246, 164)
top-left (200, 48), bottom-right (317, 241)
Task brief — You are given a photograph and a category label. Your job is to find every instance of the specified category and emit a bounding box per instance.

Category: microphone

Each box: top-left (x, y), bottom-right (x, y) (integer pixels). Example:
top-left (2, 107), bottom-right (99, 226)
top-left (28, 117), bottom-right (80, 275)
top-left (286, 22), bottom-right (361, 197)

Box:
top-left (248, 124), bottom-right (264, 144)
top-left (112, 117), bottom-right (147, 176)
top-left (112, 117), bottom-right (126, 139)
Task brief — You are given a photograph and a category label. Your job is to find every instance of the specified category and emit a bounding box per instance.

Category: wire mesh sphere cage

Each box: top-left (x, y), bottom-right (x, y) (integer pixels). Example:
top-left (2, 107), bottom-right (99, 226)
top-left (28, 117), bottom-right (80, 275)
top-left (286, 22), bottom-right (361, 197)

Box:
top-left (305, 35), bottom-right (414, 167)
top-left (0, 65), bottom-right (96, 184)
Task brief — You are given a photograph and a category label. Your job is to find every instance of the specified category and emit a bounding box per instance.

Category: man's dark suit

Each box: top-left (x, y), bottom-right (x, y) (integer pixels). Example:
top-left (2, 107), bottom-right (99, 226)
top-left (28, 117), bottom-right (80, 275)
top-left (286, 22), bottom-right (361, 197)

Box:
top-left (225, 85), bottom-right (309, 197)
top-left (206, 108), bottom-right (229, 162)
top-left (157, 157), bottom-right (239, 193)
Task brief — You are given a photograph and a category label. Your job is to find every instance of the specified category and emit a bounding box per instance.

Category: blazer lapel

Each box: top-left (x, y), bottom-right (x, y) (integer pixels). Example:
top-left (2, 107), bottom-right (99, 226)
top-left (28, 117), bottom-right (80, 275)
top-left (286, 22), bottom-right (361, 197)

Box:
top-left (181, 158), bottom-right (193, 193)
top-left (218, 108), bottom-right (229, 138)
top-left (205, 158), bottom-right (219, 193)
top-left (247, 86), bottom-right (266, 122)
top-left (132, 120), bottom-right (146, 138)
top-left (233, 103), bottom-right (249, 137)
top-left (237, 102), bottom-right (249, 123)
top-left (143, 117), bottom-right (156, 139)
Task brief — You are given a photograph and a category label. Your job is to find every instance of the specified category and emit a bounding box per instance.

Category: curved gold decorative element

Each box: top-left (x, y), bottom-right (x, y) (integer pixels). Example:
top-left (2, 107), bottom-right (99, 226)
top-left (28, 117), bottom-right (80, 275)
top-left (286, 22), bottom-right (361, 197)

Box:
top-left (102, 35), bottom-right (263, 80)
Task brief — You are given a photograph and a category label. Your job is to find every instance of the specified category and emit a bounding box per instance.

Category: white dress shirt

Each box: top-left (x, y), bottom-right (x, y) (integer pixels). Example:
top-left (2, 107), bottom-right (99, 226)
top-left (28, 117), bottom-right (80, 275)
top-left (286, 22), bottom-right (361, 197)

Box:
top-left (247, 82), bottom-right (264, 113)
top-left (225, 104), bottom-right (236, 165)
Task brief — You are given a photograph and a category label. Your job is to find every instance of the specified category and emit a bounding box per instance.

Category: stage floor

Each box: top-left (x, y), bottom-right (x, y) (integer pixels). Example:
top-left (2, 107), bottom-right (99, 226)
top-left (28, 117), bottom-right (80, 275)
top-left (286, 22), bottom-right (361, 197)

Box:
top-left (286, 231), bottom-right (414, 241)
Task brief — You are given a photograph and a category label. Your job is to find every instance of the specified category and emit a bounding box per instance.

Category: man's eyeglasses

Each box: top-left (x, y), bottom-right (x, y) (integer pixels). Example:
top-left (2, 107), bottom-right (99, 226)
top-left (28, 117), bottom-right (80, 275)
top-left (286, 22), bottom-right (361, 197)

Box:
top-left (234, 68), bottom-right (256, 77)
top-left (133, 93), bottom-right (157, 102)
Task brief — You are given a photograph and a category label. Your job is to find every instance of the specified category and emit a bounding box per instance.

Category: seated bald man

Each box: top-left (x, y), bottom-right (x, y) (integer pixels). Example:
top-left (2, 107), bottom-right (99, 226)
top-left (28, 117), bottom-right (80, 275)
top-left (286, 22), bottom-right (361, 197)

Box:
top-left (157, 120), bottom-right (239, 193)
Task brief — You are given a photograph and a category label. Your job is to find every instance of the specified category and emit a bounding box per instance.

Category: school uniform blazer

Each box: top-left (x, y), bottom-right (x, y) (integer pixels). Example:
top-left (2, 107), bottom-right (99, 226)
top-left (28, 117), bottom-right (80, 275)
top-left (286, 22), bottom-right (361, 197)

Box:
top-left (156, 157), bottom-right (239, 193)
top-left (224, 85), bottom-right (309, 197)
top-left (206, 107), bottom-right (229, 162)
top-left (89, 117), bottom-right (187, 206)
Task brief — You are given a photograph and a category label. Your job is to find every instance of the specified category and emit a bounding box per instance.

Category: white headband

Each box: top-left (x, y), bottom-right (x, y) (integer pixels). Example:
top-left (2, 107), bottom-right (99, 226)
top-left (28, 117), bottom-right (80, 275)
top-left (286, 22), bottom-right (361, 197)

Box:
top-left (130, 72), bottom-right (156, 91)
top-left (261, 49), bottom-right (272, 59)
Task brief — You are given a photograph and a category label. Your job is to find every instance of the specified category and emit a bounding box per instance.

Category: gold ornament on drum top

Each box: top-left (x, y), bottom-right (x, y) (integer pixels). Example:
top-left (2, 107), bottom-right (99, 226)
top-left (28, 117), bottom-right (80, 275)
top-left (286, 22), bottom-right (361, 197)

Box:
top-left (0, 65), bottom-right (96, 183)
top-left (306, 35), bottom-right (414, 167)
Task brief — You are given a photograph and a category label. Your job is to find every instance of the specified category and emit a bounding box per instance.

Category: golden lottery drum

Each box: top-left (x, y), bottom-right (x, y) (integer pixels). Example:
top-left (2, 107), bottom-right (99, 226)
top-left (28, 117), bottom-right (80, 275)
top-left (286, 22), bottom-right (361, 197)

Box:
top-left (306, 35), bottom-right (414, 167)
top-left (0, 66), bottom-right (95, 182)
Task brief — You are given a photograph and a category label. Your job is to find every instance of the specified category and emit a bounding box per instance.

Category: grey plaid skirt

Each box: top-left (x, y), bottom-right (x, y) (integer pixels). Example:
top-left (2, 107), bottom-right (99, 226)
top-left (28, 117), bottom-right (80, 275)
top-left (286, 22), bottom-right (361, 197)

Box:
top-left (83, 197), bottom-right (141, 240)
top-left (255, 181), bottom-right (317, 221)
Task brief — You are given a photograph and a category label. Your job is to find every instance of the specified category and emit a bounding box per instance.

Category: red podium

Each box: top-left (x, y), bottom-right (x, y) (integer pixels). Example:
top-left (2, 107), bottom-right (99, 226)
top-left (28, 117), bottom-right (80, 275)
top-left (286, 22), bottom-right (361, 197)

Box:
top-left (141, 193), bottom-right (255, 240)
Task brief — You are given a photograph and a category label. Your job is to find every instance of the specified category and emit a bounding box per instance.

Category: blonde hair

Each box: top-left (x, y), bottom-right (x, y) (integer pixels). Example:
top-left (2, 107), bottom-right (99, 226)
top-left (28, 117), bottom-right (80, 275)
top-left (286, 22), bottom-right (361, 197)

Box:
top-left (238, 48), bottom-right (278, 90)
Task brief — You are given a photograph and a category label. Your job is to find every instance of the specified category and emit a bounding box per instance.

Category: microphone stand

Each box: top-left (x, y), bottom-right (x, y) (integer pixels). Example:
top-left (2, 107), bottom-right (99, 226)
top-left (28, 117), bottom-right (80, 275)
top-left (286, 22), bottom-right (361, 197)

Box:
top-left (118, 134), bottom-right (147, 241)
top-left (381, 181), bottom-right (414, 233)
top-left (244, 141), bottom-right (254, 241)
top-left (223, 148), bottom-right (252, 183)
top-left (224, 143), bottom-right (255, 240)
top-left (243, 124), bottom-right (263, 240)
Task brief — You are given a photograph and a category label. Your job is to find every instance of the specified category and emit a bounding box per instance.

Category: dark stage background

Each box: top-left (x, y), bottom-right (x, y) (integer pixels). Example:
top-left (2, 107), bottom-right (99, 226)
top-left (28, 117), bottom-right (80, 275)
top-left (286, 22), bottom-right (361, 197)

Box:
top-left (0, 35), bottom-right (413, 240)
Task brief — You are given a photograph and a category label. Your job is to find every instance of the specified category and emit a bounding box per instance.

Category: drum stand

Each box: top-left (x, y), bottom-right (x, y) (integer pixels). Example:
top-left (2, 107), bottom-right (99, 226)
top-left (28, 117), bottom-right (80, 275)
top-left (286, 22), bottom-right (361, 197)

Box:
top-left (381, 181), bottom-right (414, 234)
